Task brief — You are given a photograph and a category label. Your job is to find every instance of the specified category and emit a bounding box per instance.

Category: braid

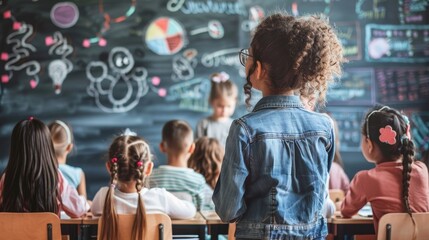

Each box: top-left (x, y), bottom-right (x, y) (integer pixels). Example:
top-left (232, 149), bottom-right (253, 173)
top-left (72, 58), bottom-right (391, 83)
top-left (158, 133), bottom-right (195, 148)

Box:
top-left (130, 139), bottom-right (150, 240)
top-left (100, 159), bottom-right (119, 240)
top-left (401, 137), bottom-right (415, 214)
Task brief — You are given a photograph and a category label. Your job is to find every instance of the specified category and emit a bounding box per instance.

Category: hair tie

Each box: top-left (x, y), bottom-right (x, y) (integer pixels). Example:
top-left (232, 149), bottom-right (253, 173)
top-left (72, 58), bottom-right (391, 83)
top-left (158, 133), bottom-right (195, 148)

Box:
top-left (110, 184), bottom-right (116, 189)
top-left (122, 128), bottom-right (137, 136)
top-left (211, 71), bottom-right (230, 83)
top-left (111, 157), bottom-right (118, 163)
top-left (379, 125), bottom-right (397, 145)
top-left (55, 120), bottom-right (72, 144)
top-left (136, 161), bottom-right (143, 167)
top-left (29, 116), bottom-right (34, 121)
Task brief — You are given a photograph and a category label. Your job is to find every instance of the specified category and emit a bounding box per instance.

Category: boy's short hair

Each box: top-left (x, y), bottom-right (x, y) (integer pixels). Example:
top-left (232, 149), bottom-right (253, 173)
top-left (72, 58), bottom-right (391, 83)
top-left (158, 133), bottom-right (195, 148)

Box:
top-left (162, 120), bottom-right (194, 153)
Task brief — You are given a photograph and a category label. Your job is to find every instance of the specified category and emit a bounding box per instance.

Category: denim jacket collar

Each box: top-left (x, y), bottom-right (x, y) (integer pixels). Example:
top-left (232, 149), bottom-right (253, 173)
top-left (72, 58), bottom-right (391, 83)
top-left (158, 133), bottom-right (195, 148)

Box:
top-left (253, 95), bottom-right (304, 112)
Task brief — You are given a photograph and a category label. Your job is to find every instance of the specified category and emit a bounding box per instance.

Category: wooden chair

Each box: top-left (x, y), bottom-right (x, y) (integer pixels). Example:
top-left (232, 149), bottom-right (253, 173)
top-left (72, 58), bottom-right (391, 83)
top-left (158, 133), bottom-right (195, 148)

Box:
top-left (97, 213), bottom-right (172, 240)
top-left (377, 212), bottom-right (429, 240)
top-left (0, 212), bottom-right (62, 240)
top-left (329, 189), bottom-right (345, 203)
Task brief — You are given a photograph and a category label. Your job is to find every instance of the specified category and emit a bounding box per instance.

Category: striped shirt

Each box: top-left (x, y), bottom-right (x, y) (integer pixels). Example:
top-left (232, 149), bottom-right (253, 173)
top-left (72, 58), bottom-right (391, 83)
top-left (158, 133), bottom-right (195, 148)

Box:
top-left (148, 165), bottom-right (206, 210)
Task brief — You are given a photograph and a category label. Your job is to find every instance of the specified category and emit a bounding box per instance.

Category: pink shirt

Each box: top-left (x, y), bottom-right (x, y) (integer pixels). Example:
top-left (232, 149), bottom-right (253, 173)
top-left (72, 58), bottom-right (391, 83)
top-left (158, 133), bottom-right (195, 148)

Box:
top-left (329, 161), bottom-right (350, 193)
top-left (0, 172), bottom-right (89, 218)
top-left (341, 161), bottom-right (429, 232)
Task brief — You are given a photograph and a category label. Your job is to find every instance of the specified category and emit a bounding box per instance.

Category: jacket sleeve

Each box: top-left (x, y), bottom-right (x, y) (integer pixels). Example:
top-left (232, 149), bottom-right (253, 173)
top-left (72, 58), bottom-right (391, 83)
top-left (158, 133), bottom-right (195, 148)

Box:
top-left (58, 171), bottom-right (90, 218)
top-left (212, 119), bottom-right (249, 222)
top-left (341, 171), bottom-right (368, 218)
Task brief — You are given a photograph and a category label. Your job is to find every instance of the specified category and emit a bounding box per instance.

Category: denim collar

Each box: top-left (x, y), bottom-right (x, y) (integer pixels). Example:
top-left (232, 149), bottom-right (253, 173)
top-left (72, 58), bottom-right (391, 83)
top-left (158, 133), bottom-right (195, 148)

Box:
top-left (253, 95), bottom-right (304, 112)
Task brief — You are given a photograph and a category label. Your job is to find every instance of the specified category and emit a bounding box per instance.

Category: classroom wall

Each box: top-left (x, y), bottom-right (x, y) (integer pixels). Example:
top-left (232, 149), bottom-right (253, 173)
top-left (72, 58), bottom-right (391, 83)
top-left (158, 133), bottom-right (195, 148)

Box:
top-left (1, 0), bottom-right (428, 199)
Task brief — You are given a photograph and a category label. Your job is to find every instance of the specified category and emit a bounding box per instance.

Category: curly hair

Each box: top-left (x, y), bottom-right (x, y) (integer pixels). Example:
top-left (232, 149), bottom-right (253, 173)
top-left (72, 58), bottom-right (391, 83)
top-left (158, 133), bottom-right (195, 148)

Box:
top-left (244, 12), bottom-right (344, 106)
top-left (188, 137), bottom-right (224, 189)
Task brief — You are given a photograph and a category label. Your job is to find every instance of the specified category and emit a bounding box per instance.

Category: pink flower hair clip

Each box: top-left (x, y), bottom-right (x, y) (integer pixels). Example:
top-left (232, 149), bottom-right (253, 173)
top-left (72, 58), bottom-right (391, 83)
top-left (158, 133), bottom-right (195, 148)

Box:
top-left (379, 125), bottom-right (397, 145)
top-left (211, 72), bottom-right (230, 83)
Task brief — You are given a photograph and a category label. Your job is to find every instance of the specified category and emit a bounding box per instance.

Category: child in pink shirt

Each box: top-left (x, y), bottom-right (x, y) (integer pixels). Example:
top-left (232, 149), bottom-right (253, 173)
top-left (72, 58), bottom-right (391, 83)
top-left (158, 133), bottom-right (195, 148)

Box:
top-left (0, 118), bottom-right (89, 218)
top-left (341, 106), bottom-right (429, 233)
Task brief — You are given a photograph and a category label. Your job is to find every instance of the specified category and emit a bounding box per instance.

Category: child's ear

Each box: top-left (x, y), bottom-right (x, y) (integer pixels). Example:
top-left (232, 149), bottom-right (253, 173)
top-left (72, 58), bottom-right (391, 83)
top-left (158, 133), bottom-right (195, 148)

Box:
top-left (188, 142), bottom-right (195, 154)
top-left (159, 142), bottom-right (166, 153)
top-left (366, 138), bottom-right (374, 154)
top-left (144, 161), bottom-right (153, 177)
top-left (65, 143), bottom-right (73, 154)
top-left (255, 61), bottom-right (268, 81)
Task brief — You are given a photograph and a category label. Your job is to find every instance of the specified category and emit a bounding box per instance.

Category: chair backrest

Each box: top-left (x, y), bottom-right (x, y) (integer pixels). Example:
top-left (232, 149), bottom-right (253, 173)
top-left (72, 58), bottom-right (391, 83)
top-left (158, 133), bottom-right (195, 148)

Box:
top-left (377, 212), bottom-right (429, 240)
top-left (0, 212), bottom-right (62, 240)
top-left (97, 213), bottom-right (172, 240)
top-left (329, 189), bottom-right (345, 203)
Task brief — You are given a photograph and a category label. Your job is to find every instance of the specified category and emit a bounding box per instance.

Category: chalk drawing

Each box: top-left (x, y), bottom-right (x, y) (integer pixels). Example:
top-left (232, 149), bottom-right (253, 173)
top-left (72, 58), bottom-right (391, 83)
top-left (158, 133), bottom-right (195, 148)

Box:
top-left (86, 47), bottom-right (150, 113)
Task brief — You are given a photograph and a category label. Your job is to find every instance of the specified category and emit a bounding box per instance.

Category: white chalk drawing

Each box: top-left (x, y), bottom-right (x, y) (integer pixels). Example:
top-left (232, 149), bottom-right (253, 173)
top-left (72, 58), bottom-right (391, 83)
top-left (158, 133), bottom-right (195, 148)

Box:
top-left (50, 2), bottom-right (79, 28)
top-left (46, 32), bottom-right (73, 94)
top-left (2, 13), bottom-right (41, 88)
top-left (86, 47), bottom-right (149, 113)
top-left (241, 6), bottom-right (265, 32)
top-left (166, 0), bottom-right (246, 15)
top-left (171, 49), bottom-right (198, 81)
top-left (201, 48), bottom-right (241, 68)
top-left (190, 20), bottom-right (224, 39)
top-left (166, 77), bottom-right (211, 112)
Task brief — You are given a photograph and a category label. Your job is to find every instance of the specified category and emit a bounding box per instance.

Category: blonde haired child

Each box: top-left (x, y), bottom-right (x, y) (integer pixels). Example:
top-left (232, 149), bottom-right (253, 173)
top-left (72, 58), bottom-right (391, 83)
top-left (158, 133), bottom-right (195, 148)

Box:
top-left (196, 72), bottom-right (238, 147)
top-left (49, 120), bottom-right (87, 198)
top-left (0, 118), bottom-right (89, 217)
top-left (213, 12), bottom-right (345, 239)
top-left (91, 134), bottom-right (196, 240)
top-left (341, 105), bottom-right (429, 233)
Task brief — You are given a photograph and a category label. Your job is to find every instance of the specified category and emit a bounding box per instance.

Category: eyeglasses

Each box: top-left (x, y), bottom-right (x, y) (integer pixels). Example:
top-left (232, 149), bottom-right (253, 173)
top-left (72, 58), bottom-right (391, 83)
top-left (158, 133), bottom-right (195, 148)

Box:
top-left (239, 49), bottom-right (252, 66)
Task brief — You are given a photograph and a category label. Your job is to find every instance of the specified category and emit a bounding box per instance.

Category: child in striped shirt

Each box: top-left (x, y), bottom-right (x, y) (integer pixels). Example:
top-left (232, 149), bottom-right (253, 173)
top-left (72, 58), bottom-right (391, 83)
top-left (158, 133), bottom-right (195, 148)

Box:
top-left (149, 120), bottom-right (207, 210)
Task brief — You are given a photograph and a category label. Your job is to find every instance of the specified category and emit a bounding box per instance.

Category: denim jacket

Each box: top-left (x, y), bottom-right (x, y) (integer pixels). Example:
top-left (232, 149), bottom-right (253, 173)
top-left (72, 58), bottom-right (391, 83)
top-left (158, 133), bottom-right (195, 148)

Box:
top-left (213, 95), bottom-right (335, 240)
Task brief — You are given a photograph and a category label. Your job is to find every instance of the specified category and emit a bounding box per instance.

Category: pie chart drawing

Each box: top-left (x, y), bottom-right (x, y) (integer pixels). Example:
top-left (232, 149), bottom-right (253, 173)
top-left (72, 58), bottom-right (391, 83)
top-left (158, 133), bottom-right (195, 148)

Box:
top-left (145, 17), bottom-right (186, 55)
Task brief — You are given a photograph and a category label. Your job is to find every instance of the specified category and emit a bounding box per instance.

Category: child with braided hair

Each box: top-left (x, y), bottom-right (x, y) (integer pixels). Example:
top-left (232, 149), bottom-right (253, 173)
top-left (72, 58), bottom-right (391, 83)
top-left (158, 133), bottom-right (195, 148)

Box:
top-left (341, 105), bottom-right (429, 233)
top-left (91, 134), bottom-right (196, 240)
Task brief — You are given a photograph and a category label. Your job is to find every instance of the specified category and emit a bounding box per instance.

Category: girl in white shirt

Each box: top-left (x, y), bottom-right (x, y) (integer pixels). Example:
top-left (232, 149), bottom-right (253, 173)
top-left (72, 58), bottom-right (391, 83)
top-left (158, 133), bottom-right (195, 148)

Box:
top-left (91, 134), bottom-right (196, 240)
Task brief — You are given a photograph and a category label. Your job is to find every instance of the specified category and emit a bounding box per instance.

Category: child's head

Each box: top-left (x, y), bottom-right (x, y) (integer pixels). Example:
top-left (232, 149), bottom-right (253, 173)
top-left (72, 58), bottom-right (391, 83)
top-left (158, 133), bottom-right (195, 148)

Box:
top-left (101, 135), bottom-right (153, 240)
top-left (242, 13), bottom-right (344, 106)
top-left (1, 118), bottom-right (59, 213)
top-left (188, 137), bottom-right (224, 189)
top-left (361, 105), bottom-right (415, 214)
top-left (48, 120), bottom-right (74, 159)
top-left (209, 72), bottom-right (238, 120)
top-left (160, 120), bottom-right (194, 155)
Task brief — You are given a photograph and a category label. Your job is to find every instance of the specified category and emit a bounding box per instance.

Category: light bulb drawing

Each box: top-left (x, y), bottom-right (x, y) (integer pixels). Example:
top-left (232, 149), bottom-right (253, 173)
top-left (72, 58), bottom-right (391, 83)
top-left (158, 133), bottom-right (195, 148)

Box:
top-left (46, 31), bottom-right (73, 94)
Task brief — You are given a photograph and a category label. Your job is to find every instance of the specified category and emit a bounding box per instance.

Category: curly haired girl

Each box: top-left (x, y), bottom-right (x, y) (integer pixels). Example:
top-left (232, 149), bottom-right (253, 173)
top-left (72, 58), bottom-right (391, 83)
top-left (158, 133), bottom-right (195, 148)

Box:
top-left (213, 12), bottom-right (345, 239)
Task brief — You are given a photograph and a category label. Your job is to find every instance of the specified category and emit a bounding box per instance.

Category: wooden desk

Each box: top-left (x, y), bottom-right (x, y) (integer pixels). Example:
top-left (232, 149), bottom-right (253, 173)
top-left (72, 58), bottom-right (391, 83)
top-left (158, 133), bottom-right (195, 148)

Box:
top-left (60, 218), bottom-right (84, 240)
top-left (200, 211), bottom-right (229, 240)
top-left (328, 213), bottom-right (374, 240)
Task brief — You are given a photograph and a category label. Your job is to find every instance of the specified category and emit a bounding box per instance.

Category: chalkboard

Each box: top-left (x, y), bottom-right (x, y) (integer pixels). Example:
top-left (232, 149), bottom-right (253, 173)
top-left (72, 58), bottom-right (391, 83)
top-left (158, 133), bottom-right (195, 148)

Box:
top-left (1, 0), bottom-right (428, 198)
